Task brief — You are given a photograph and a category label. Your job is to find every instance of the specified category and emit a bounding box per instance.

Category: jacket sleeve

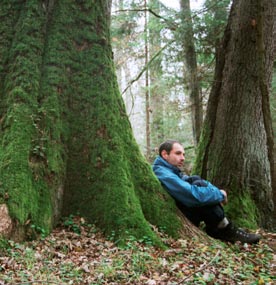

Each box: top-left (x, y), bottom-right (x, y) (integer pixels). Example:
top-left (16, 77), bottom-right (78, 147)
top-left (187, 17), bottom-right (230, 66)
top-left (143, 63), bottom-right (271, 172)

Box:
top-left (154, 166), bottom-right (224, 207)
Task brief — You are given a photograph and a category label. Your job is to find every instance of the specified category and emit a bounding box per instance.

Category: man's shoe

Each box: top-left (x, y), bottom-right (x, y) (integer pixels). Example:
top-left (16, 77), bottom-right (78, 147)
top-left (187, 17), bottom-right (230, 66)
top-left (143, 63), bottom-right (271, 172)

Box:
top-left (207, 223), bottom-right (261, 244)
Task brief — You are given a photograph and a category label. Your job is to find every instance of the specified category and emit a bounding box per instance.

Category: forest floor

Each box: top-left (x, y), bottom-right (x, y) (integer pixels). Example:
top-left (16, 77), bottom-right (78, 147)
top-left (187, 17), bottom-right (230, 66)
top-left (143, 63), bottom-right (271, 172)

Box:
top-left (0, 216), bottom-right (275, 285)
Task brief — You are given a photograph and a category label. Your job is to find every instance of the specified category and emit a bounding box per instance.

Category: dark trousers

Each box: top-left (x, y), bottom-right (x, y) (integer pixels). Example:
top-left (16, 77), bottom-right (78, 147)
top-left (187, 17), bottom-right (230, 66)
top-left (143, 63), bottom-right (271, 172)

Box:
top-left (176, 200), bottom-right (225, 229)
top-left (176, 177), bottom-right (225, 229)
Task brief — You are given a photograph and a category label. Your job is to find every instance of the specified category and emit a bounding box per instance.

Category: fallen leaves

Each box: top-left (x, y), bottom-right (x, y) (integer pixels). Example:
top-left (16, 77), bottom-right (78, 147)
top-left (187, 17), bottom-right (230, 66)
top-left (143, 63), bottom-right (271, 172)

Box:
top-left (0, 217), bottom-right (275, 285)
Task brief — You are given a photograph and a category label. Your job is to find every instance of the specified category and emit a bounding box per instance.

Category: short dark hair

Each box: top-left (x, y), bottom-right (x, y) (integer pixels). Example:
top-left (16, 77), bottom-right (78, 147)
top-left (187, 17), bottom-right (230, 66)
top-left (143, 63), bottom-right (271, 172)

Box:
top-left (159, 139), bottom-right (182, 157)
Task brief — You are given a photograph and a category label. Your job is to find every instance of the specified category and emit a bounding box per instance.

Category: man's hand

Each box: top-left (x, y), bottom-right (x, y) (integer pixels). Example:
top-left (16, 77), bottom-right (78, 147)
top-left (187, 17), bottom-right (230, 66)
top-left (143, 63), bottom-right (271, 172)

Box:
top-left (220, 189), bottom-right (228, 205)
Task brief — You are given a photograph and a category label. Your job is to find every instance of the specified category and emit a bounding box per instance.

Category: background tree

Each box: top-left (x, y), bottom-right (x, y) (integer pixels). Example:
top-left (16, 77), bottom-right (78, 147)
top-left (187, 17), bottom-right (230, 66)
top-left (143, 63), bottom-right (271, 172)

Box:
top-left (193, 0), bottom-right (230, 98)
top-left (195, 0), bottom-right (275, 229)
top-left (112, 1), bottom-right (195, 155)
top-left (272, 12), bottom-right (276, 219)
top-left (271, 62), bottom-right (276, 218)
top-left (180, 0), bottom-right (203, 146)
top-left (0, 0), bottom-right (190, 244)
top-left (112, 1), bottom-right (232, 161)
top-left (149, 0), bottom-right (166, 150)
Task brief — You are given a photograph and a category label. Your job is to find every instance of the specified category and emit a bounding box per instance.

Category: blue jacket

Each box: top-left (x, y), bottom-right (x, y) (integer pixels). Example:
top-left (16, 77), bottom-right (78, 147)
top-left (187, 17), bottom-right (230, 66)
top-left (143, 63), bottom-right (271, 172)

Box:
top-left (152, 156), bottom-right (224, 208)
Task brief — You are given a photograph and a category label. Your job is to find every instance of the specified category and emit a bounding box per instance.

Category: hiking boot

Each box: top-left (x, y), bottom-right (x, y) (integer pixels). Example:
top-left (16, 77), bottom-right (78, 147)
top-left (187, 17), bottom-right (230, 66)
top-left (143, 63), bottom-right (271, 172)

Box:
top-left (207, 223), bottom-right (261, 244)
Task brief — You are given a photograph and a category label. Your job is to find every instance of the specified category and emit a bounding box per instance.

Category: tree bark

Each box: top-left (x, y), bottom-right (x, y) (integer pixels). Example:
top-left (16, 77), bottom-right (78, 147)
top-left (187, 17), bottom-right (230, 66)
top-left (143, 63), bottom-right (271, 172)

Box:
top-left (0, 0), bottom-right (193, 244)
top-left (195, 0), bottom-right (275, 229)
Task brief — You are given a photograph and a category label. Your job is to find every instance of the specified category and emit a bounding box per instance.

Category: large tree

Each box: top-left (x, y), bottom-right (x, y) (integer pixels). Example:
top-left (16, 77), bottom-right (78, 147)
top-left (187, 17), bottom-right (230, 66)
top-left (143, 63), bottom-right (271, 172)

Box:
top-left (195, 0), bottom-right (276, 229)
top-left (0, 0), bottom-right (191, 244)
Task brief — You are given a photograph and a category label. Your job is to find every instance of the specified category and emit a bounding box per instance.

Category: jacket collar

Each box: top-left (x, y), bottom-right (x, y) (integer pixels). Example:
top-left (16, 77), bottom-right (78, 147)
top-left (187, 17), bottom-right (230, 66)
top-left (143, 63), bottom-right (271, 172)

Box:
top-left (153, 156), bottom-right (182, 176)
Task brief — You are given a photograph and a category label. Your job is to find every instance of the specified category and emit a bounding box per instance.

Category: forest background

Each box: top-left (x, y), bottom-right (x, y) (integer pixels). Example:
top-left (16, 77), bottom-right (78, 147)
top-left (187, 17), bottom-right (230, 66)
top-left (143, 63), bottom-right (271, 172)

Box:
top-left (111, 0), bottom-right (276, 232)
top-left (112, 0), bottom-right (276, 164)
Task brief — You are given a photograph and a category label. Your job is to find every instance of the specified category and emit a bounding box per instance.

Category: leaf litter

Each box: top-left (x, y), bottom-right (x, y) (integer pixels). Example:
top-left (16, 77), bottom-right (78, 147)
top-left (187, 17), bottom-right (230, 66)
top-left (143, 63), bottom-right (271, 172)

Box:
top-left (0, 216), bottom-right (275, 285)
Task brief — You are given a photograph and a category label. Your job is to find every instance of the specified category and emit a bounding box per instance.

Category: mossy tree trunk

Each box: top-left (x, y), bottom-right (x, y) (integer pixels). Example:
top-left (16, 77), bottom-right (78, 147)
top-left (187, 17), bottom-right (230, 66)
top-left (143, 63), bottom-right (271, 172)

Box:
top-left (195, 0), bottom-right (275, 229)
top-left (0, 0), bottom-right (189, 244)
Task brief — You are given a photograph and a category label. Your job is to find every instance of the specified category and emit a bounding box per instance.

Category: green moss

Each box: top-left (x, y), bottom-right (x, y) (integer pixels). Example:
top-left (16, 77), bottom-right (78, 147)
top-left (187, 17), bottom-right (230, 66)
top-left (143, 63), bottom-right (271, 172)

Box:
top-left (0, 1), bottom-right (65, 237)
top-left (0, 1), bottom-right (183, 245)
top-left (129, 154), bottom-right (182, 238)
top-left (58, 1), bottom-right (183, 246)
top-left (0, 237), bottom-right (10, 254)
top-left (0, 100), bottom-right (53, 230)
top-left (224, 191), bottom-right (259, 229)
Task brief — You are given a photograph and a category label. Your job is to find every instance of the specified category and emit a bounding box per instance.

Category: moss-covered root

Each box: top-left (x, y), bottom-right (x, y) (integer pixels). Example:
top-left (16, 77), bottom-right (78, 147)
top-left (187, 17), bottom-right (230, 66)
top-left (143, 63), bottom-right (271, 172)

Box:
top-left (224, 192), bottom-right (259, 229)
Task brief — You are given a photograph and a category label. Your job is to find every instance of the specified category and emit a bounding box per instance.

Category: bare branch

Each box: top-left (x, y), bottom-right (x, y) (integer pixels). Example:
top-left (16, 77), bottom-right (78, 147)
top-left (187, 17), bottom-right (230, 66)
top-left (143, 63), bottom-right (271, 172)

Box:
top-left (115, 8), bottom-right (177, 30)
top-left (121, 40), bottom-right (175, 95)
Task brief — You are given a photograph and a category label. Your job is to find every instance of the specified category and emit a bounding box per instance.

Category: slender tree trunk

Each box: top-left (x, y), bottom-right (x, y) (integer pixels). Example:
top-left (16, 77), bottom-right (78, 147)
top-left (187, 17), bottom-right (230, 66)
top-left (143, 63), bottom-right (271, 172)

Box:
top-left (195, 0), bottom-right (275, 229)
top-left (149, 0), bottom-right (165, 152)
top-left (0, 0), bottom-right (187, 244)
top-left (144, 0), bottom-right (151, 159)
top-left (180, 0), bottom-right (203, 145)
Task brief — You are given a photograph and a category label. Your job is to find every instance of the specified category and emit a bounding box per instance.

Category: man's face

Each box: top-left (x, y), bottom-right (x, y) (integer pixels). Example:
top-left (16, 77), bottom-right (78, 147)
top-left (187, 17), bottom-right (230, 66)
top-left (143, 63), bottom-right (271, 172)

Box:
top-left (161, 143), bottom-right (185, 168)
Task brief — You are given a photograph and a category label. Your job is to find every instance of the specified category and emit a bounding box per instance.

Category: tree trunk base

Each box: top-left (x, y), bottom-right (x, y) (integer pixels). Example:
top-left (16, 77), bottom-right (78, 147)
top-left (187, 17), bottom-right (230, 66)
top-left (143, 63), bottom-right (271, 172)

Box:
top-left (176, 209), bottom-right (211, 243)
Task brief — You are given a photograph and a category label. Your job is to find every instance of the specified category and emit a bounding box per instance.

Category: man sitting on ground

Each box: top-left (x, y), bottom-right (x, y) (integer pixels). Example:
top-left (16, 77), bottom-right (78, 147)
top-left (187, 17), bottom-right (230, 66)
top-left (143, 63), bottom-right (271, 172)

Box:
top-left (152, 139), bottom-right (261, 244)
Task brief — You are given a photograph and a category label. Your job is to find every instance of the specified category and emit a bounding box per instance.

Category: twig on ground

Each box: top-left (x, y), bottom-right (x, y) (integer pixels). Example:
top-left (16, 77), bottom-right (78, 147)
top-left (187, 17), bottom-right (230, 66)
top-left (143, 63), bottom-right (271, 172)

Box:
top-left (177, 250), bottom-right (221, 284)
top-left (13, 281), bottom-right (64, 285)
